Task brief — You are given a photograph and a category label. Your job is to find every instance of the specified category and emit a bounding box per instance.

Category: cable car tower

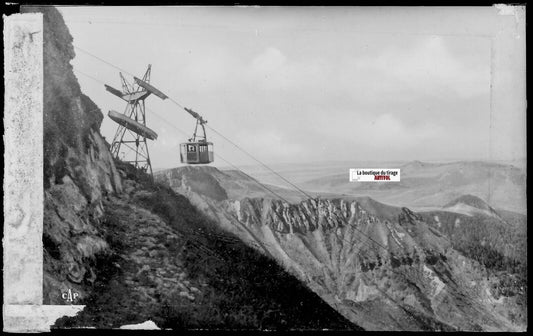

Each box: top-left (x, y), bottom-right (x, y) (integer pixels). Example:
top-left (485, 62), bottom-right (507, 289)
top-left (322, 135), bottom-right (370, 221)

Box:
top-left (105, 65), bottom-right (167, 176)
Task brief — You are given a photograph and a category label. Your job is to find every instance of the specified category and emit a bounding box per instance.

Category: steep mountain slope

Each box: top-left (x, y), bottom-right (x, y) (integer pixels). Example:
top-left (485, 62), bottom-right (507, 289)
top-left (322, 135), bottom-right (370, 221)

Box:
top-left (420, 195), bottom-right (526, 264)
top-left (21, 6), bottom-right (123, 304)
top-left (26, 6), bottom-right (525, 331)
top-left (31, 6), bottom-right (361, 330)
top-left (55, 163), bottom-right (359, 330)
top-left (164, 166), bottom-right (315, 203)
top-left (156, 166), bottom-right (527, 331)
top-left (416, 197), bottom-right (527, 328)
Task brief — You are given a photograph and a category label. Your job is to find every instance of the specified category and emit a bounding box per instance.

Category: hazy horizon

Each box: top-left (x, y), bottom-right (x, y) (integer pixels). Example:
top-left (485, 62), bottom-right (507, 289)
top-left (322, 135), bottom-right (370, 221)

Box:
top-left (56, 6), bottom-right (526, 169)
top-left (153, 157), bottom-right (527, 171)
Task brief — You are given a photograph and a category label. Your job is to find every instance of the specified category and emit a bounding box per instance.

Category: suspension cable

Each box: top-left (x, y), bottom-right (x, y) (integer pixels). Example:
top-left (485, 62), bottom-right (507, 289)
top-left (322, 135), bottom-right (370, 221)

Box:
top-left (74, 45), bottom-right (135, 77)
top-left (73, 43), bottom-right (313, 200)
top-left (71, 50), bottom-right (502, 330)
top-left (206, 125), bottom-right (314, 199)
top-left (75, 68), bottom-right (291, 203)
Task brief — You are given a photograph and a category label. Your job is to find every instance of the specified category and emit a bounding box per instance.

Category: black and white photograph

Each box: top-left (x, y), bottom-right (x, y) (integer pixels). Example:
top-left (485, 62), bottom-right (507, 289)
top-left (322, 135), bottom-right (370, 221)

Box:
top-left (3, 5), bottom-right (527, 331)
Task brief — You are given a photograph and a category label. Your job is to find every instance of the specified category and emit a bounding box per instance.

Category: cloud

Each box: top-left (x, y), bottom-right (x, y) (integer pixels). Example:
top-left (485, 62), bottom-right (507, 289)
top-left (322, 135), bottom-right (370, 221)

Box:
top-left (330, 112), bottom-right (443, 149)
top-left (352, 35), bottom-right (490, 100)
top-left (177, 48), bottom-right (237, 92)
top-left (208, 37), bottom-right (492, 163)
top-left (70, 13), bottom-right (495, 166)
top-left (251, 47), bottom-right (287, 74)
top-left (234, 128), bottom-right (303, 162)
top-left (246, 47), bottom-right (329, 93)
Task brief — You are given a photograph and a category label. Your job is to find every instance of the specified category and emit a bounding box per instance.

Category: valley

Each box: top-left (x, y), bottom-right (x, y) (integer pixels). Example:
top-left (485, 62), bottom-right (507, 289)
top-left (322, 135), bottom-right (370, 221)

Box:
top-left (155, 165), bottom-right (527, 331)
top-left (27, 5), bottom-right (526, 331)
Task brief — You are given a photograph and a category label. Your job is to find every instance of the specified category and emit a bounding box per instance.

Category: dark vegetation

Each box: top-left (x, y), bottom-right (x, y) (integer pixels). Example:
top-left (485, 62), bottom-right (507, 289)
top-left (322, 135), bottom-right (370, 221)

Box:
top-left (55, 161), bottom-right (360, 330)
top-left (420, 211), bottom-right (526, 274)
top-left (419, 211), bottom-right (527, 309)
top-left (54, 210), bottom-right (143, 328)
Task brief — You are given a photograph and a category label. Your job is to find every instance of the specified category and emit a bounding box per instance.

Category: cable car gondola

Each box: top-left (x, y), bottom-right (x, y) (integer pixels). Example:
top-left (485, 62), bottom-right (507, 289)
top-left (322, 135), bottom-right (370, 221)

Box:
top-left (180, 107), bottom-right (214, 164)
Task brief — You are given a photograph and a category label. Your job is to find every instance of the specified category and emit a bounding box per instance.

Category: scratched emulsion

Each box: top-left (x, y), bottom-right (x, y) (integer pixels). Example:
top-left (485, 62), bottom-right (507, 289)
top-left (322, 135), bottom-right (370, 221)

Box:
top-left (487, 5), bottom-right (527, 212)
top-left (3, 13), bottom-right (82, 333)
top-left (3, 5), bottom-right (526, 332)
top-left (4, 12), bottom-right (43, 307)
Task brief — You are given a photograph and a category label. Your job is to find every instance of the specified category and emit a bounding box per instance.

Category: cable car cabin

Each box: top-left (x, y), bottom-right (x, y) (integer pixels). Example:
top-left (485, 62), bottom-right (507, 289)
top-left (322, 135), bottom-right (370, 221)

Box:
top-left (180, 107), bottom-right (213, 164)
top-left (180, 142), bottom-right (214, 164)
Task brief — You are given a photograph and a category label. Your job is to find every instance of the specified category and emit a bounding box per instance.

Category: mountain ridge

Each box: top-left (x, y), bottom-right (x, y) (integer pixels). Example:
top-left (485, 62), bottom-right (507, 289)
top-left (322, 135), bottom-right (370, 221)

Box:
top-left (34, 6), bottom-right (362, 330)
top-left (155, 165), bottom-right (527, 331)
top-left (30, 5), bottom-right (525, 330)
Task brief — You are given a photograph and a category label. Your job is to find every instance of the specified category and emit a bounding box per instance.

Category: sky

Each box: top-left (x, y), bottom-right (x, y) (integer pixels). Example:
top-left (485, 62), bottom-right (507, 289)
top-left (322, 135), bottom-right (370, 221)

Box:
top-left (56, 6), bottom-right (526, 170)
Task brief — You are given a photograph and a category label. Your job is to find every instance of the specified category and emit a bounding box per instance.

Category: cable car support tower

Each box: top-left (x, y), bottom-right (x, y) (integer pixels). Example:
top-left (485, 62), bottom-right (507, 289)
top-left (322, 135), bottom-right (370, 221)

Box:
top-left (105, 65), bottom-right (167, 176)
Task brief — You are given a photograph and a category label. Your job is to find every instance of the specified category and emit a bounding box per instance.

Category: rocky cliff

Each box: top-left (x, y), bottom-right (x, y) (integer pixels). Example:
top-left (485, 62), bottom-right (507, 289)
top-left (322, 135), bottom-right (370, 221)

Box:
top-left (28, 6), bottom-right (525, 330)
top-left (27, 7), bottom-right (362, 330)
top-left (21, 6), bottom-right (122, 304)
top-left (156, 166), bottom-right (527, 331)
top-left (54, 163), bottom-right (359, 329)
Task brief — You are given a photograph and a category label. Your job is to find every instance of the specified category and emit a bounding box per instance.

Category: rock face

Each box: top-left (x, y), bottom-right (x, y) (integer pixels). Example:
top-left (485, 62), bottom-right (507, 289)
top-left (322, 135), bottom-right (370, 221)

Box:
top-left (22, 6), bottom-right (122, 304)
top-left (25, 8), bottom-right (362, 330)
top-left (156, 166), bottom-right (526, 331)
top-left (54, 164), bottom-right (360, 330)
top-left (24, 6), bottom-right (524, 330)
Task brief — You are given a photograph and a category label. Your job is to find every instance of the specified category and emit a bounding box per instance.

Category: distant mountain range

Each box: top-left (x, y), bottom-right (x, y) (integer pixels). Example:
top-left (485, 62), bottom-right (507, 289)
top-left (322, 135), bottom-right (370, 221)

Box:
top-left (443, 194), bottom-right (501, 218)
top-left (237, 160), bottom-right (526, 214)
top-left (36, 4), bottom-right (526, 331)
top-left (155, 165), bottom-right (527, 331)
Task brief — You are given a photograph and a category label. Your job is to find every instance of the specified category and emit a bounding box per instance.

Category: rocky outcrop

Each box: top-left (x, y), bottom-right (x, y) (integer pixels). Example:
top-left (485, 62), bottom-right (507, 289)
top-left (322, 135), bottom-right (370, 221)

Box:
top-left (25, 6), bottom-right (524, 330)
top-left (161, 166), bottom-right (228, 201)
top-left (25, 8), bottom-right (358, 331)
top-left (22, 6), bottom-right (122, 304)
top-left (53, 166), bottom-right (360, 330)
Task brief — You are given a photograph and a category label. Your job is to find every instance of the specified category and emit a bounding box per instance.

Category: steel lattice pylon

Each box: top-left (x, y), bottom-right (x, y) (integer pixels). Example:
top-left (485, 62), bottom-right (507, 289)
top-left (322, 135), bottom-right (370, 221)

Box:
top-left (107, 65), bottom-right (157, 176)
